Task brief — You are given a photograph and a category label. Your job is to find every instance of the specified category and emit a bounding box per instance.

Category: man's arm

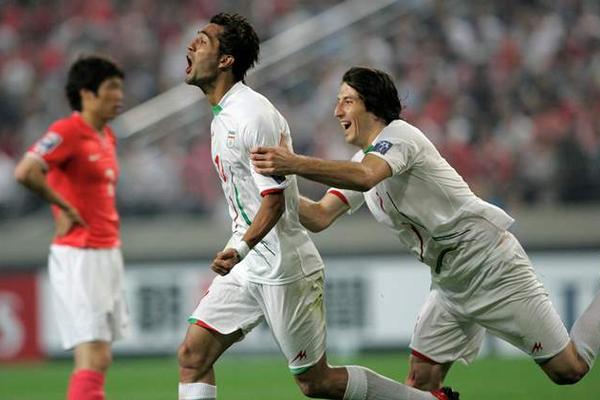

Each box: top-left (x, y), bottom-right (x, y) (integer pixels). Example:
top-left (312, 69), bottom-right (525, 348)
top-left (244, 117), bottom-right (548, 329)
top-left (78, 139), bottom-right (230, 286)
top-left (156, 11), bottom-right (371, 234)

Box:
top-left (14, 156), bottom-right (85, 233)
top-left (251, 146), bottom-right (391, 192)
top-left (211, 192), bottom-right (285, 275)
top-left (299, 193), bottom-right (349, 232)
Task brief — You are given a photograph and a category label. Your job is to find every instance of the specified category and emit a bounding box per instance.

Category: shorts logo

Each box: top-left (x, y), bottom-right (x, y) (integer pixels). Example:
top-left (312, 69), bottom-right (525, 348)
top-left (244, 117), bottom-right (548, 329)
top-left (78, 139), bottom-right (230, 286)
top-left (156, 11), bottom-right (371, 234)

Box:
top-left (226, 131), bottom-right (236, 148)
top-left (373, 140), bottom-right (392, 155)
top-left (33, 132), bottom-right (62, 155)
top-left (531, 342), bottom-right (543, 354)
top-left (291, 350), bottom-right (307, 363)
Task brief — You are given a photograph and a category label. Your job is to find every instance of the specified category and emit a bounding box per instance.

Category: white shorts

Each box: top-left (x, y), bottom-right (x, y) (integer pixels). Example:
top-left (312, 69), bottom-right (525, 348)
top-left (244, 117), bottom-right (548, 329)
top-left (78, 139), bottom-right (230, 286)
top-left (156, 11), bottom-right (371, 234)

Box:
top-left (189, 268), bottom-right (326, 375)
top-left (410, 232), bottom-right (570, 364)
top-left (49, 245), bottom-right (130, 350)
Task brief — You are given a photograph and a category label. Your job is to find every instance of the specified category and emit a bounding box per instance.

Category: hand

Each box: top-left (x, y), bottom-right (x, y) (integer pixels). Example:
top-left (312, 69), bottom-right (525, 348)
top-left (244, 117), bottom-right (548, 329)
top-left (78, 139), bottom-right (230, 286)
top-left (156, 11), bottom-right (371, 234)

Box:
top-left (250, 134), bottom-right (296, 176)
top-left (56, 205), bottom-right (87, 236)
top-left (211, 248), bottom-right (241, 276)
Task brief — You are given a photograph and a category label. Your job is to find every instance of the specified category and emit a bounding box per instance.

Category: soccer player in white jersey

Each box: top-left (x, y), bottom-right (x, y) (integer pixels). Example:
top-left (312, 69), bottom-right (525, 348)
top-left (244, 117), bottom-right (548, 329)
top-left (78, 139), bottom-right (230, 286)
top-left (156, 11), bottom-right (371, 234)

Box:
top-left (178, 14), bottom-right (458, 400)
top-left (251, 66), bottom-right (600, 391)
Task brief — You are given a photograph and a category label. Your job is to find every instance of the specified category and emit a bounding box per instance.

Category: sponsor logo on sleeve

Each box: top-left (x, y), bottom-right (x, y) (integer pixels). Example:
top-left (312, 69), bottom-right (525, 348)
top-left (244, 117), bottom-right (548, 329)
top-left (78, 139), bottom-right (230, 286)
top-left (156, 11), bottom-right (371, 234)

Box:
top-left (32, 132), bottom-right (62, 155)
top-left (372, 140), bottom-right (393, 155)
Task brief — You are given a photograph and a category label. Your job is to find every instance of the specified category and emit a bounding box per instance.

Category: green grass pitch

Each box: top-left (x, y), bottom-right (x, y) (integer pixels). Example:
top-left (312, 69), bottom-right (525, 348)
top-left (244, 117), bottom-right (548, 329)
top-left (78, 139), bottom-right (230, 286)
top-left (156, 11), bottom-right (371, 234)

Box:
top-left (1, 352), bottom-right (599, 399)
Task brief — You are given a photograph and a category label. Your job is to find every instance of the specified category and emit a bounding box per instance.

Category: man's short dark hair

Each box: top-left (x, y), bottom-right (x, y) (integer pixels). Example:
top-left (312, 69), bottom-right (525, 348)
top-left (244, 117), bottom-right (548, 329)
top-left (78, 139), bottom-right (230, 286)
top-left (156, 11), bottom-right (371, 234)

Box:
top-left (342, 67), bottom-right (402, 124)
top-left (210, 12), bottom-right (260, 82)
top-left (65, 55), bottom-right (124, 111)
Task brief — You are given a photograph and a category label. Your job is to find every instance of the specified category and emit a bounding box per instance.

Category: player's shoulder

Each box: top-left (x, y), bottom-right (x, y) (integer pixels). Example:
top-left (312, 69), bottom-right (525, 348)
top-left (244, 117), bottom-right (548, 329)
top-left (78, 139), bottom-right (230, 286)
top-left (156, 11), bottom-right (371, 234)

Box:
top-left (379, 119), bottom-right (431, 146)
top-left (47, 113), bottom-right (81, 138)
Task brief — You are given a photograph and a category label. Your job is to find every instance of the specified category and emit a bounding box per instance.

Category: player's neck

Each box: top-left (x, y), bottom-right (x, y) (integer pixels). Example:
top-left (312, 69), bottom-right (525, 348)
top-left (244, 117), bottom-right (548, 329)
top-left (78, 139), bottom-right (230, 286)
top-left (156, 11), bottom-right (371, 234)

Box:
top-left (205, 74), bottom-right (237, 106)
top-left (80, 110), bottom-right (107, 134)
top-left (359, 121), bottom-right (387, 150)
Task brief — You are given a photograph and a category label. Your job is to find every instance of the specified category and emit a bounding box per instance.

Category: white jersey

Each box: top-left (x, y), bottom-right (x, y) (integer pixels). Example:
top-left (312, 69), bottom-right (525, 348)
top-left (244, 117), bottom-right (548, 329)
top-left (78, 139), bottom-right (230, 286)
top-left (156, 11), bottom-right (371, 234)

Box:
top-left (211, 82), bottom-right (323, 284)
top-left (331, 120), bottom-right (514, 282)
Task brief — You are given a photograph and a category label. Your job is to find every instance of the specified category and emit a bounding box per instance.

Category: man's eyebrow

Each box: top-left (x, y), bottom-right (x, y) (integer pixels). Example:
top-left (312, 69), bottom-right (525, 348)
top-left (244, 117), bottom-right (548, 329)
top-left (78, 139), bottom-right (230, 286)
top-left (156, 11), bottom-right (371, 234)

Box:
top-left (199, 29), bottom-right (215, 41)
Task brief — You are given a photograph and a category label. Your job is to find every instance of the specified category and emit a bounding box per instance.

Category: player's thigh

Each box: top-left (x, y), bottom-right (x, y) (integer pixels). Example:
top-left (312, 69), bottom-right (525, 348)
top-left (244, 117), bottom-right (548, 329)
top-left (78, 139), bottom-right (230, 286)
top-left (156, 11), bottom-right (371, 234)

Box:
top-left (480, 292), bottom-right (570, 362)
top-left (257, 271), bottom-right (327, 375)
top-left (410, 290), bottom-right (485, 367)
top-left (188, 268), bottom-right (264, 337)
top-left (178, 322), bottom-right (242, 370)
top-left (48, 245), bottom-right (125, 349)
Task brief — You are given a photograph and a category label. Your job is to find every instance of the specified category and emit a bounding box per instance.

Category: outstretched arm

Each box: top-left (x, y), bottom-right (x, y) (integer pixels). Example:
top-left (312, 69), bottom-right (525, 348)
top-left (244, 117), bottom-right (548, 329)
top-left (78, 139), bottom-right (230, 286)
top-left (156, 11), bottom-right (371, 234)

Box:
top-left (211, 191), bottom-right (285, 275)
top-left (251, 145), bottom-right (391, 192)
top-left (299, 192), bottom-right (349, 232)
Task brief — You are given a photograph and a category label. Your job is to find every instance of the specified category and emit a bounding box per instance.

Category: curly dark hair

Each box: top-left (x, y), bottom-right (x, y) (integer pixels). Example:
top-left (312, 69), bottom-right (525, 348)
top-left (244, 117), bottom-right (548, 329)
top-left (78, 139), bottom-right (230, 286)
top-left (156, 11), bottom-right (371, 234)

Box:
top-left (342, 66), bottom-right (402, 124)
top-left (210, 12), bottom-right (260, 82)
top-left (65, 55), bottom-right (124, 111)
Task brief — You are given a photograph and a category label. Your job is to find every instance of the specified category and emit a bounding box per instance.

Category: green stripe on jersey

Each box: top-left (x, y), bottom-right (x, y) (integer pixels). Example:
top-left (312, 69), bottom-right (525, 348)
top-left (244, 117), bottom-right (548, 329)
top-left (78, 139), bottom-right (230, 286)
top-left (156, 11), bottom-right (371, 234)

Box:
top-left (363, 144), bottom-right (374, 154)
top-left (211, 104), bottom-right (223, 116)
top-left (233, 183), bottom-right (252, 225)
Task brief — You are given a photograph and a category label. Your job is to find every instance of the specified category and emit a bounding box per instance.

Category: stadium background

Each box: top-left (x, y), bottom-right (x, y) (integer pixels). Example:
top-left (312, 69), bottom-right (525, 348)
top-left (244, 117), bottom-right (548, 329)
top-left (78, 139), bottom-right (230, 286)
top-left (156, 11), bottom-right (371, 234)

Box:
top-left (1, 0), bottom-right (599, 398)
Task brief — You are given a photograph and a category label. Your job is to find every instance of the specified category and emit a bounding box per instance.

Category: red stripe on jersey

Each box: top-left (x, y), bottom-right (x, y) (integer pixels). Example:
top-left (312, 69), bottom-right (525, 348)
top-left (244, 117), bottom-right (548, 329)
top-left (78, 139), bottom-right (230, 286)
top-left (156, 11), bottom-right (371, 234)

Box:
top-left (193, 320), bottom-right (222, 334)
top-left (261, 188), bottom-right (284, 196)
top-left (411, 349), bottom-right (439, 364)
top-left (328, 190), bottom-right (349, 206)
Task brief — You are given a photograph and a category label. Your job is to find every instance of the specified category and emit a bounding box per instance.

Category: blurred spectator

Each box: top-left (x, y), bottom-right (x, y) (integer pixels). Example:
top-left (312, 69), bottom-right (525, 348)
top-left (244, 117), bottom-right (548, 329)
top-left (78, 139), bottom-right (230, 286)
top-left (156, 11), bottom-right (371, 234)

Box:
top-left (4, 0), bottom-right (600, 217)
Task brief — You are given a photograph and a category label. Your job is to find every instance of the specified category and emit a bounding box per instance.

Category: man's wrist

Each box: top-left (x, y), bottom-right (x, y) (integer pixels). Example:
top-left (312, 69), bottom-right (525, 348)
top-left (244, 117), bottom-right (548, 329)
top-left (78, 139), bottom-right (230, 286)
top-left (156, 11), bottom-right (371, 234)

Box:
top-left (234, 240), bottom-right (250, 260)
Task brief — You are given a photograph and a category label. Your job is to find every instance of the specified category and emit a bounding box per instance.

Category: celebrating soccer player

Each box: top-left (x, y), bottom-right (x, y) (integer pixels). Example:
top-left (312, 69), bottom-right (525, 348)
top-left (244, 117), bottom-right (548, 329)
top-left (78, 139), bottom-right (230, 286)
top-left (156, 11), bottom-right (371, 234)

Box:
top-left (177, 13), bottom-right (457, 400)
top-left (251, 66), bottom-right (600, 390)
top-left (14, 55), bottom-right (128, 400)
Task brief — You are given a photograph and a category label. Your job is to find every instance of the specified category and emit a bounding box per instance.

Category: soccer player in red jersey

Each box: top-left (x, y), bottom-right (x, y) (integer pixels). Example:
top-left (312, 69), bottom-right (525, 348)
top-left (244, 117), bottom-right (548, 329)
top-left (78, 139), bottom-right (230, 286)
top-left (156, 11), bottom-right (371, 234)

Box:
top-left (14, 55), bottom-right (128, 400)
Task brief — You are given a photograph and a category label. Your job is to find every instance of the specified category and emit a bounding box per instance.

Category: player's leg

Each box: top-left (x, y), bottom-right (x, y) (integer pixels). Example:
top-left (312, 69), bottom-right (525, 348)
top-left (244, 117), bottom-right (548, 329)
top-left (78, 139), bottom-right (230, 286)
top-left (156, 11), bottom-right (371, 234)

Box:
top-left (50, 246), bottom-right (128, 400)
top-left (475, 234), bottom-right (595, 385)
top-left (407, 290), bottom-right (483, 391)
top-left (259, 272), bottom-right (458, 399)
top-left (294, 353), bottom-right (458, 399)
top-left (67, 341), bottom-right (112, 400)
top-left (569, 287), bottom-right (600, 373)
top-left (539, 288), bottom-right (600, 384)
top-left (406, 351), bottom-right (452, 391)
top-left (177, 323), bottom-right (242, 398)
top-left (178, 268), bottom-right (263, 399)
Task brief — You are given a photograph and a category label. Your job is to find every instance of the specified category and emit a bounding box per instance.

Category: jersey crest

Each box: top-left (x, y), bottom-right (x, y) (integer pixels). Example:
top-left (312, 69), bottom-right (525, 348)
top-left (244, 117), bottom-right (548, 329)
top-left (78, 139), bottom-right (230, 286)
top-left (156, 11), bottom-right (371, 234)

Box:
top-left (226, 131), bottom-right (236, 148)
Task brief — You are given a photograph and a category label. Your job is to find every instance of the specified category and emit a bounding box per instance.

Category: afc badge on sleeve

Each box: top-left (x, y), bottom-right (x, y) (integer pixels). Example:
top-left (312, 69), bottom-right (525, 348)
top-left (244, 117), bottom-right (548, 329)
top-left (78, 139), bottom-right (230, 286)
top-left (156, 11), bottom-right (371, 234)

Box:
top-left (372, 140), bottom-right (393, 155)
top-left (32, 132), bottom-right (62, 156)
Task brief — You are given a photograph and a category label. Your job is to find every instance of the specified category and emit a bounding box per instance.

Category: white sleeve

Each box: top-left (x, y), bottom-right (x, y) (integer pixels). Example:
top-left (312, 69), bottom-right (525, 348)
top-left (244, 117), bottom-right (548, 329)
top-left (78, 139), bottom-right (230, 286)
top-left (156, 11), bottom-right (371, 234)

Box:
top-left (242, 116), bottom-right (290, 196)
top-left (366, 136), bottom-right (419, 176)
top-left (327, 188), bottom-right (364, 214)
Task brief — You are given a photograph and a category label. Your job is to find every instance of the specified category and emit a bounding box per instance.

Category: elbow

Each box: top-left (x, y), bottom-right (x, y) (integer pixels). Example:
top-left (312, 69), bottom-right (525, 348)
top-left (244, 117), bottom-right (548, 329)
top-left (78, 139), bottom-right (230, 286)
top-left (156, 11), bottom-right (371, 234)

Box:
top-left (14, 165), bottom-right (29, 185)
top-left (306, 222), bottom-right (326, 233)
top-left (354, 179), bottom-right (375, 192)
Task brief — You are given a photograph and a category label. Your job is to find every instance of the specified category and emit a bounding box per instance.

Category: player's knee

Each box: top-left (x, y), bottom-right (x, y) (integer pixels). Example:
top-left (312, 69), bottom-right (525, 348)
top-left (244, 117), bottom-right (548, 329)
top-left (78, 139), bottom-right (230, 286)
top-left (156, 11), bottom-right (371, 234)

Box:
top-left (547, 364), bottom-right (588, 385)
top-left (177, 342), bottom-right (205, 370)
top-left (296, 379), bottom-right (326, 398)
top-left (91, 350), bottom-right (112, 372)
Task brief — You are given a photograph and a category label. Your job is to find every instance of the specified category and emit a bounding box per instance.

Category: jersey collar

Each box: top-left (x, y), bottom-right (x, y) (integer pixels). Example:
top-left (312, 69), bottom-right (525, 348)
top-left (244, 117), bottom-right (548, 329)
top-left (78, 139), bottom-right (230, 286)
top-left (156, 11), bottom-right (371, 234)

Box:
top-left (212, 81), bottom-right (246, 117)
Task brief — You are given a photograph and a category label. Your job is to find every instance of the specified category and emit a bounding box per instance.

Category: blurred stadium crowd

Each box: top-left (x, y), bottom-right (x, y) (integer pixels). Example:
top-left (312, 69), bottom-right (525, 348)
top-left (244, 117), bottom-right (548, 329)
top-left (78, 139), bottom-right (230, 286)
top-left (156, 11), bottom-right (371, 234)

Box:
top-left (1, 0), bottom-right (600, 218)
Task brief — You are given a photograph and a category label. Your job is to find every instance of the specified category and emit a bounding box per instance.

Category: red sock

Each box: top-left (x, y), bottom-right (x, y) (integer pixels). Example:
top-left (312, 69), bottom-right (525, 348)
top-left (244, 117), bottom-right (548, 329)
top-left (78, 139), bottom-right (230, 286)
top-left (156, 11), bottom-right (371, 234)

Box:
top-left (67, 369), bottom-right (105, 400)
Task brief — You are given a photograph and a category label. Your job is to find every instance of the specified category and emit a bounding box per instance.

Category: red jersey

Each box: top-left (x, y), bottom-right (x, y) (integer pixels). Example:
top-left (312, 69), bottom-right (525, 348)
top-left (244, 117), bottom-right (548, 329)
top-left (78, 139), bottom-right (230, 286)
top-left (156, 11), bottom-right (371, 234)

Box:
top-left (27, 112), bottom-right (120, 248)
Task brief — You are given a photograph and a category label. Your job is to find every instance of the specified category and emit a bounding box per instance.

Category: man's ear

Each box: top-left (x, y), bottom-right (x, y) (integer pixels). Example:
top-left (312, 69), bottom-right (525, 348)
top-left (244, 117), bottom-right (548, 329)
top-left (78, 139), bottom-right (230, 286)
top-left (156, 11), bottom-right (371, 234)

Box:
top-left (219, 54), bottom-right (235, 70)
top-left (79, 88), bottom-right (95, 104)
